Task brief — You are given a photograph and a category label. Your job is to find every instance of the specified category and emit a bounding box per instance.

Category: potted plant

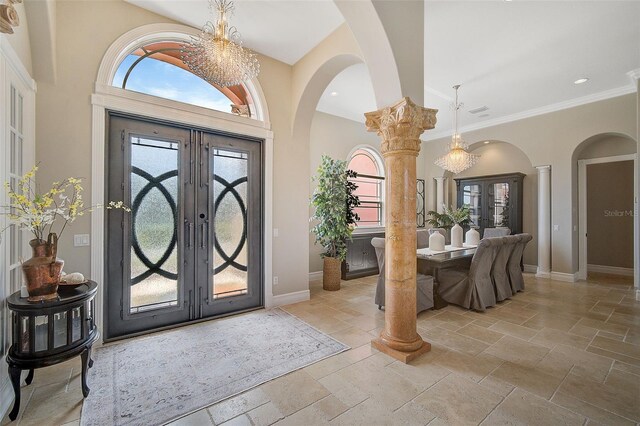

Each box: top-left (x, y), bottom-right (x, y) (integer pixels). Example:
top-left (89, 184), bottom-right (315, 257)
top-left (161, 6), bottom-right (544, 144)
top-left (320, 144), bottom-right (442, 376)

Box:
top-left (443, 205), bottom-right (471, 247)
top-left (1, 166), bottom-right (129, 301)
top-left (310, 156), bottom-right (360, 291)
top-left (426, 205), bottom-right (471, 230)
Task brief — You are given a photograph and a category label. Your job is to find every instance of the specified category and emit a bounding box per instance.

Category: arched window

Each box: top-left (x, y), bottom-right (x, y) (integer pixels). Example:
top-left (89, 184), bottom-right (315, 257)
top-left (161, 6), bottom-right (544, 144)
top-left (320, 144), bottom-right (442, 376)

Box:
top-left (347, 147), bottom-right (385, 227)
top-left (112, 41), bottom-right (255, 118)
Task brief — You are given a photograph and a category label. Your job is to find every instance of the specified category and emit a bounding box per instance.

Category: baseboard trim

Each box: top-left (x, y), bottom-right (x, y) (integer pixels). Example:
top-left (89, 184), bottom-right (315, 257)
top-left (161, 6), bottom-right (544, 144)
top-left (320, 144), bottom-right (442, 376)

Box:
top-left (523, 264), bottom-right (537, 274)
top-left (0, 376), bottom-right (13, 421)
top-left (309, 271), bottom-right (323, 282)
top-left (271, 290), bottom-right (310, 307)
top-left (535, 268), bottom-right (550, 279)
top-left (587, 264), bottom-right (634, 277)
top-left (550, 271), bottom-right (578, 283)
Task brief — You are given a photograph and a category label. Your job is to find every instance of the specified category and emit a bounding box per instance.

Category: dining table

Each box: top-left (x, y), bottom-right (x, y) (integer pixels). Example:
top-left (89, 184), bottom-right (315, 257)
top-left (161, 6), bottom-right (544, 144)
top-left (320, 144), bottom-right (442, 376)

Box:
top-left (417, 244), bottom-right (477, 309)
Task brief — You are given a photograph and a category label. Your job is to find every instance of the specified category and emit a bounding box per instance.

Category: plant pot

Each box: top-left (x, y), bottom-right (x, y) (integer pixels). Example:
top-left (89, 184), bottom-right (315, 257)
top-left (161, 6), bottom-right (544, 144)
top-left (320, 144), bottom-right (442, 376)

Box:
top-left (22, 233), bottom-right (63, 302)
top-left (322, 257), bottom-right (341, 291)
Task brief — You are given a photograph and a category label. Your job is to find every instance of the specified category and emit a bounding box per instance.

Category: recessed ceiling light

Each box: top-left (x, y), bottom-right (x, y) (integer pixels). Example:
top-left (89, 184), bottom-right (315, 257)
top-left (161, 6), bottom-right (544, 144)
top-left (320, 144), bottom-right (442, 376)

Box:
top-left (330, 91), bottom-right (338, 97)
top-left (484, 141), bottom-right (490, 144)
top-left (574, 78), bottom-right (589, 85)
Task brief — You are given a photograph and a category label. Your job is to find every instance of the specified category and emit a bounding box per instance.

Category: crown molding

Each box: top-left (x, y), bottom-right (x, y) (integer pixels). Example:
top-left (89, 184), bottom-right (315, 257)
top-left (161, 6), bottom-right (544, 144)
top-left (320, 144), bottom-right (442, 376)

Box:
top-left (423, 85), bottom-right (636, 141)
top-left (628, 68), bottom-right (640, 83)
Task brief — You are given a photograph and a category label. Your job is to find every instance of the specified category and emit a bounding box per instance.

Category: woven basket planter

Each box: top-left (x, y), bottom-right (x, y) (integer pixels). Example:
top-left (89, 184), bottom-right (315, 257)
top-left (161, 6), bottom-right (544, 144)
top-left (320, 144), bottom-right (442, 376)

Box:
top-left (322, 257), bottom-right (341, 291)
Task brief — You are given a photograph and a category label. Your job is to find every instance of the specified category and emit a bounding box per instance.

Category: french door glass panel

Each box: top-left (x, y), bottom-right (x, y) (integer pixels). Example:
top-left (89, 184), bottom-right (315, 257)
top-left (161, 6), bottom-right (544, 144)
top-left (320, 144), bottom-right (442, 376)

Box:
top-left (129, 137), bottom-right (180, 312)
top-left (462, 184), bottom-right (482, 228)
top-left (488, 182), bottom-right (510, 229)
top-left (212, 149), bottom-right (249, 299)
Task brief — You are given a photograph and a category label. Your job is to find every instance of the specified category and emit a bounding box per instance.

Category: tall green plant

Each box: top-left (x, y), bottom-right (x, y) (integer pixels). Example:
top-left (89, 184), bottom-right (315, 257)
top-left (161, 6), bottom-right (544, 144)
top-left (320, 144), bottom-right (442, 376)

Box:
top-left (310, 156), bottom-right (360, 261)
top-left (426, 205), bottom-right (471, 230)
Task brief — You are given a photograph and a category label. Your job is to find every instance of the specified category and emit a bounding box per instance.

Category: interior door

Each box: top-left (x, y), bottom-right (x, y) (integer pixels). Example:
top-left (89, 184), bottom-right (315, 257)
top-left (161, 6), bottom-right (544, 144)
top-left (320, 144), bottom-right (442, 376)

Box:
top-left (106, 114), bottom-right (263, 339)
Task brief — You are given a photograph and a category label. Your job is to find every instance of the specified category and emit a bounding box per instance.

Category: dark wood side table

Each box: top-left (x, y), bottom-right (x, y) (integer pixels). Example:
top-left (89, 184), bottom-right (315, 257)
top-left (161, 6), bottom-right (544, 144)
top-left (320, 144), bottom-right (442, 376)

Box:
top-left (5, 281), bottom-right (99, 421)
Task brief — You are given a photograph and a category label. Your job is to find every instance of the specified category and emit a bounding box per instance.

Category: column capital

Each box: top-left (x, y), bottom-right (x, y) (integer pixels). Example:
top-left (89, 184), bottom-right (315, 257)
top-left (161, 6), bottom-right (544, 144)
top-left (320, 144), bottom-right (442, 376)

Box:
top-left (536, 165), bottom-right (551, 171)
top-left (365, 97), bottom-right (437, 156)
top-left (434, 176), bottom-right (447, 182)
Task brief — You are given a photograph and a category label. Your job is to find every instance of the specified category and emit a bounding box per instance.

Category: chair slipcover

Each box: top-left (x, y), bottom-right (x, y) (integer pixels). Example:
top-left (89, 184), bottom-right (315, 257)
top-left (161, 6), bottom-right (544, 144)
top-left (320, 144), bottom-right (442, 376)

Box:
top-left (417, 229), bottom-right (430, 249)
top-left (371, 237), bottom-right (434, 313)
top-left (483, 227), bottom-right (511, 238)
top-left (437, 238), bottom-right (501, 311)
top-left (507, 233), bottom-right (533, 293)
top-left (490, 235), bottom-right (519, 301)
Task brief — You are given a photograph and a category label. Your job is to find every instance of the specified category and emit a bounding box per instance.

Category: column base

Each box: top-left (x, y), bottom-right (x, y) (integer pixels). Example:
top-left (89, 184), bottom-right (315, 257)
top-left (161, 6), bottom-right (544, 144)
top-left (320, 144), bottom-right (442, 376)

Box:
top-left (371, 337), bottom-right (431, 364)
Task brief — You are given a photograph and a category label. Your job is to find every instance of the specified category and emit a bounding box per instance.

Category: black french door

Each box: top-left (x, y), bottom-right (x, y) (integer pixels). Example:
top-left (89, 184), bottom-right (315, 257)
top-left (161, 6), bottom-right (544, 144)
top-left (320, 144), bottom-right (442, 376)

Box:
top-left (105, 114), bottom-right (263, 339)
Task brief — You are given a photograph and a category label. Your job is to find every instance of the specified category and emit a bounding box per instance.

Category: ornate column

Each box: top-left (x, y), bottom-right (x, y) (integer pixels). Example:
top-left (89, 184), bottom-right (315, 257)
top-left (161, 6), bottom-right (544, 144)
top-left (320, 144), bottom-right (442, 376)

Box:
top-left (365, 97), bottom-right (437, 363)
top-left (435, 177), bottom-right (446, 213)
top-left (536, 165), bottom-right (551, 278)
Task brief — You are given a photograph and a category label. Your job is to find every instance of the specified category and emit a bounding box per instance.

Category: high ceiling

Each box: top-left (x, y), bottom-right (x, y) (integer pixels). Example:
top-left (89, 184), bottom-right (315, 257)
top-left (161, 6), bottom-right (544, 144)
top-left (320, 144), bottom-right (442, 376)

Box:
top-left (126, 0), bottom-right (344, 65)
top-left (127, 1), bottom-right (640, 139)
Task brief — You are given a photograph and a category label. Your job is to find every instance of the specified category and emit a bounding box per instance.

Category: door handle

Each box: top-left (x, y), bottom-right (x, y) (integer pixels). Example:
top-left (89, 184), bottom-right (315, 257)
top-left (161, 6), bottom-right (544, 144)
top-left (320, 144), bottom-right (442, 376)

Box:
top-left (186, 220), bottom-right (193, 248)
top-left (200, 222), bottom-right (208, 248)
top-left (198, 287), bottom-right (203, 319)
top-left (188, 289), bottom-right (193, 320)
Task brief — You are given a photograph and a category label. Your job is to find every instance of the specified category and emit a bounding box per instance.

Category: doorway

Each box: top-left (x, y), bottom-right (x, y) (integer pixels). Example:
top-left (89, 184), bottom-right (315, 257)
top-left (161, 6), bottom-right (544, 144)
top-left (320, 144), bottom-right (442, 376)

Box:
top-left (105, 114), bottom-right (263, 339)
top-left (578, 154), bottom-right (637, 279)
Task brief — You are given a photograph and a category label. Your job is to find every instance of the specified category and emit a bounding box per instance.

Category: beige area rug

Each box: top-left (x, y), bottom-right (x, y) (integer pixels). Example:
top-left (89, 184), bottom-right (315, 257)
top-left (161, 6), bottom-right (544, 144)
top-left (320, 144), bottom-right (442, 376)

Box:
top-left (80, 308), bottom-right (348, 426)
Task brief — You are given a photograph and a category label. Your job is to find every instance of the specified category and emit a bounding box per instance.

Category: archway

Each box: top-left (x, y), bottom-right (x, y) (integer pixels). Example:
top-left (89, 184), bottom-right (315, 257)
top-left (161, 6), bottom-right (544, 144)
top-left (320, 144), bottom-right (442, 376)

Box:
top-left (439, 140), bottom-right (538, 268)
top-left (572, 133), bottom-right (637, 280)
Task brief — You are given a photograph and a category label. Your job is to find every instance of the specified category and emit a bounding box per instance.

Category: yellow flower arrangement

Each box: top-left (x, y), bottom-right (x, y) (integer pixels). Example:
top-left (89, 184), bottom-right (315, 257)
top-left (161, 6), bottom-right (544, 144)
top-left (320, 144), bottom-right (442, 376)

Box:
top-left (2, 166), bottom-right (130, 242)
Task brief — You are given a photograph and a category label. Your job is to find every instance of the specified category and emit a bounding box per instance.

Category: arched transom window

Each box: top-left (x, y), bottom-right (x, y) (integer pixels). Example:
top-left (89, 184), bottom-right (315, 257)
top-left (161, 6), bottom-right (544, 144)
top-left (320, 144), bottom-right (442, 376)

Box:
top-left (112, 41), bottom-right (255, 118)
top-left (347, 147), bottom-right (385, 227)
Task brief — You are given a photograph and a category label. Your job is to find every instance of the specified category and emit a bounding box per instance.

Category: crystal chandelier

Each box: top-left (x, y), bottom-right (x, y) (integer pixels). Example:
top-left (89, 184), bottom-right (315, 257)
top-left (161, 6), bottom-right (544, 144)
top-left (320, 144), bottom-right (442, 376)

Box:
top-left (434, 85), bottom-right (480, 174)
top-left (181, 0), bottom-right (260, 87)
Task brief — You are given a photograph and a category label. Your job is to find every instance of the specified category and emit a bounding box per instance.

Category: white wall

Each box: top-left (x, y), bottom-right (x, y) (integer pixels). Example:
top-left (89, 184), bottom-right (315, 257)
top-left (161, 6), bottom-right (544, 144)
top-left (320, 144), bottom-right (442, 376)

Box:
top-left (423, 94), bottom-right (637, 275)
top-left (3, 2), bottom-right (32, 76)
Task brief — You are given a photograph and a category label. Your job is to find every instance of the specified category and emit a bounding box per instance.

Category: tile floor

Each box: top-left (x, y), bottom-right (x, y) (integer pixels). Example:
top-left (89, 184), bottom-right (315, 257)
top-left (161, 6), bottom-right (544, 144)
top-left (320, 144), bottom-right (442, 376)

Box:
top-left (3, 272), bottom-right (640, 425)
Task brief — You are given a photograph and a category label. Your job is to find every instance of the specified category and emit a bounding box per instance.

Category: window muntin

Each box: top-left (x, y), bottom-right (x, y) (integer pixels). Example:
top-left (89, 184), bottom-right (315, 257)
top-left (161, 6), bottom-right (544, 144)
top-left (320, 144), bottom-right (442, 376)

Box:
top-left (347, 148), bottom-right (384, 227)
top-left (112, 41), bottom-right (254, 117)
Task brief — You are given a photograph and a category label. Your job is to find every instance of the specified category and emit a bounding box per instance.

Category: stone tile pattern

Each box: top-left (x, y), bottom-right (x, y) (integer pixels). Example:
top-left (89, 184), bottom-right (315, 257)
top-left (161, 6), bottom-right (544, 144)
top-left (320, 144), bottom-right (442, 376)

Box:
top-left (4, 272), bottom-right (640, 426)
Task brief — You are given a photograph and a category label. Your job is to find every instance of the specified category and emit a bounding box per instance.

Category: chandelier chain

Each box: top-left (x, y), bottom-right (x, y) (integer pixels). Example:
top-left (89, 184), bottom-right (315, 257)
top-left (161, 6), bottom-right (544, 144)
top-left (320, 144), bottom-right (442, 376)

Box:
top-left (434, 84), bottom-right (480, 174)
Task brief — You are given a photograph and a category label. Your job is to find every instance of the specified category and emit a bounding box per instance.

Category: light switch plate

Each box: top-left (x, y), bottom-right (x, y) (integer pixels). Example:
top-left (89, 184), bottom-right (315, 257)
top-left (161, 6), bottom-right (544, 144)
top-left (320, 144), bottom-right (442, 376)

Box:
top-left (74, 234), bottom-right (90, 247)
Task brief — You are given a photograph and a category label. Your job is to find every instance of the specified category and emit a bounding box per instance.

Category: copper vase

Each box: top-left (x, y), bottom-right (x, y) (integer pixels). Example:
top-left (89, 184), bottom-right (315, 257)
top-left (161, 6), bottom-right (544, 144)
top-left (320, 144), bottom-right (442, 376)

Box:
top-left (22, 233), bottom-right (64, 302)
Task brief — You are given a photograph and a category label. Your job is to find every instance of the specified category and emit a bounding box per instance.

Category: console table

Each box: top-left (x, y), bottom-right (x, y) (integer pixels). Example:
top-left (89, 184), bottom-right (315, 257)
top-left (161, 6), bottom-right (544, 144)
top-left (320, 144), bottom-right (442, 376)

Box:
top-left (6, 281), bottom-right (99, 421)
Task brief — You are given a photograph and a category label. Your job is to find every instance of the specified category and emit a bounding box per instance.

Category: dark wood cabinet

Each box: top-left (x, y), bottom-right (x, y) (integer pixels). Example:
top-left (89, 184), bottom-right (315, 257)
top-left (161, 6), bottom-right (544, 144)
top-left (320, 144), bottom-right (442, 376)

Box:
top-left (6, 281), bottom-right (99, 420)
top-left (341, 232), bottom-right (384, 280)
top-left (455, 173), bottom-right (525, 237)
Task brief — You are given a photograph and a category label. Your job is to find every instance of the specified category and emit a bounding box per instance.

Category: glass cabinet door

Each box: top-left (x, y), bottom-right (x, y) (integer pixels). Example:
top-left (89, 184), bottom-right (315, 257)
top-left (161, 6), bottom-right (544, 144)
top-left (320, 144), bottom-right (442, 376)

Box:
top-left (487, 182), bottom-right (511, 229)
top-left (461, 183), bottom-right (482, 228)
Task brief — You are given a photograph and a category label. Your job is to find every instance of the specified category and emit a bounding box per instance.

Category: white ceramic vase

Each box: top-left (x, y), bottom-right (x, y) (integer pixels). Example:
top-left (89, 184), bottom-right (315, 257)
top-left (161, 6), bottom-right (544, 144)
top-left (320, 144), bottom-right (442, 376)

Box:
top-left (451, 224), bottom-right (463, 248)
top-left (429, 230), bottom-right (445, 251)
top-left (465, 227), bottom-right (480, 246)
